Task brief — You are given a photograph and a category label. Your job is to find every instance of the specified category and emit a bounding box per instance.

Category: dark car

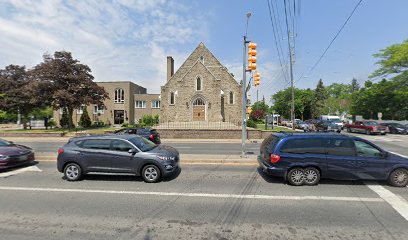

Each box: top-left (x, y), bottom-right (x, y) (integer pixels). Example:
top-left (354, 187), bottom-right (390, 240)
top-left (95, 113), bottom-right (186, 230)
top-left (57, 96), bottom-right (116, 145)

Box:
top-left (57, 135), bottom-right (179, 183)
top-left (380, 123), bottom-right (408, 134)
top-left (114, 128), bottom-right (161, 144)
top-left (0, 138), bottom-right (35, 170)
top-left (258, 133), bottom-right (408, 187)
top-left (315, 120), bottom-right (341, 133)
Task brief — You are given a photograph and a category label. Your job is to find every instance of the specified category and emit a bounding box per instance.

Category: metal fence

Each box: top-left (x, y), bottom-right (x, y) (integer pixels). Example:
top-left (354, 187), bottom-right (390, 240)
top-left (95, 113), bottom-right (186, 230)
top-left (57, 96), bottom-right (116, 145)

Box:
top-left (154, 121), bottom-right (243, 130)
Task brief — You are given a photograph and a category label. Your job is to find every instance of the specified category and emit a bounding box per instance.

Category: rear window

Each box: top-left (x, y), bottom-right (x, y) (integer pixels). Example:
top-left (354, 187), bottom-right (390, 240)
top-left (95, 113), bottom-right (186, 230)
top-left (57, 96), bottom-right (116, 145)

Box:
top-left (280, 138), bottom-right (325, 154)
top-left (260, 135), bottom-right (280, 159)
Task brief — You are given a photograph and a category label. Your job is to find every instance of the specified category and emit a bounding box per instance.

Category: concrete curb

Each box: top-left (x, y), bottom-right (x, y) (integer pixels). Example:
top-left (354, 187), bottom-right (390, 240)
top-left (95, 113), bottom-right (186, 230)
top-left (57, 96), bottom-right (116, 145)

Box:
top-left (34, 153), bottom-right (258, 165)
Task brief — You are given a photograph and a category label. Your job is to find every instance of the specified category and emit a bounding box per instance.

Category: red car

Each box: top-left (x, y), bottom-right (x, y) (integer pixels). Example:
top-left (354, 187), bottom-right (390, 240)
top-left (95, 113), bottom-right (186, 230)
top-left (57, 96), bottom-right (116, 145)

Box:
top-left (345, 121), bottom-right (389, 135)
top-left (0, 138), bottom-right (35, 170)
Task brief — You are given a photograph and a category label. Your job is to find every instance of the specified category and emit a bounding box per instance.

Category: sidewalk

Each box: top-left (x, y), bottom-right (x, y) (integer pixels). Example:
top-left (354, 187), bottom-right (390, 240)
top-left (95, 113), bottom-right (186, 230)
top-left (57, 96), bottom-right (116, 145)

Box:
top-left (34, 153), bottom-right (258, 165)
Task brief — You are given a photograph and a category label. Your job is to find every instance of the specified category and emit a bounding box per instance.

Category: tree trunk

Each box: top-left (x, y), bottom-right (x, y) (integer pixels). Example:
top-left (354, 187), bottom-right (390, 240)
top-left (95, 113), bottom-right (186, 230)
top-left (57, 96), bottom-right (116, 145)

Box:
top-left (67, 106), bottom-right (75, 129)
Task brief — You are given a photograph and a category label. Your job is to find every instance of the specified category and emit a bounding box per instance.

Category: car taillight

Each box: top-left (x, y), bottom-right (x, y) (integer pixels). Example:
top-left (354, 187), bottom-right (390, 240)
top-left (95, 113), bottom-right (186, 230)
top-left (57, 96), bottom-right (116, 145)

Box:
top-left (149, 134), bottom-right (155, 140)
top-left (270, 154), bottom-right (281, 164)
top-left (57, 149), bottom-right (64, 154)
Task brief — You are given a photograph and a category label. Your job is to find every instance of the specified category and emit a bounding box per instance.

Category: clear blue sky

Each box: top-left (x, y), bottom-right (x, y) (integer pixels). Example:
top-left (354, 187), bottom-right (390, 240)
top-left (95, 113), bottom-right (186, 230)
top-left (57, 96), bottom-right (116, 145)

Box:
top-left (0, 0), bottom-right (407, 104)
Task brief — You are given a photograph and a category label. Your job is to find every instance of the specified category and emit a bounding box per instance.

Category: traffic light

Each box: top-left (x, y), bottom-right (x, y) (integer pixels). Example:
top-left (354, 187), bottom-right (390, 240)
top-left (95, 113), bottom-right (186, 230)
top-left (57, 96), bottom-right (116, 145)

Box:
top-left (254, 71), bottom-right (261, 87)
top-left (247, 106), bottom-right (252, 114)
top-left (248, 42), bottom-right (257, 71)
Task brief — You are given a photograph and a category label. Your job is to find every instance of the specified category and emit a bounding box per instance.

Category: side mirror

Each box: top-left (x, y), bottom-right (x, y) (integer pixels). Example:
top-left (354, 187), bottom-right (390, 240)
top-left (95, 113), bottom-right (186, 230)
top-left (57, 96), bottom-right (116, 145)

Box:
top-left (381, 151), bottom-right (388, 159)
top-left (128, 148), bottom-right (138, 154)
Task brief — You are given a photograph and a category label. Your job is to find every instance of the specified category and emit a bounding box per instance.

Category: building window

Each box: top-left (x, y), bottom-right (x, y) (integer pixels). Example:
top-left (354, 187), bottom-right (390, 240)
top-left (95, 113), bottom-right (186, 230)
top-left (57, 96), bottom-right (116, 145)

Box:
top-left (114, 88), bottom-right (125, 103)
top-left (196, 77), bottom-right (202, 91)
top-left (151, 100), bottom-right (160, 109)
top-left (59, 107), bottom-right (67, 114)
top-left (199, 56), bottom-right (204, 63)
top-left (135, 100), bottom-right (146, 108)
top-left (170, 92), bottom-right (175, 105)
top-left (76, 105), bottom-right (85, 114)
top-left (229, 91), bottom-right (234, 104)
top-left (93, 105), bottom-right (104, 114)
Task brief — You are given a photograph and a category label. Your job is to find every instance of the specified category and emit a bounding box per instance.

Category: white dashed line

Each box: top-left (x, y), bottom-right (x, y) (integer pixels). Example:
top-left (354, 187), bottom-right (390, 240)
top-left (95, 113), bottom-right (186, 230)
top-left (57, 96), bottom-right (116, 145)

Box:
top-left (365, 182), bottom-right (408, 222)
top-left (0, 166), bottom-right (42, 178)
top-left (0, 186), bottom-right (384, 203)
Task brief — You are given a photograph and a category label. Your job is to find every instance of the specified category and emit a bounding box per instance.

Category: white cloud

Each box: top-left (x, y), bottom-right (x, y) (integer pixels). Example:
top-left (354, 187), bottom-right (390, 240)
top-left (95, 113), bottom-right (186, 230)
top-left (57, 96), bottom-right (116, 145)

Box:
top-left (0, 0), bottom-right (208, 93)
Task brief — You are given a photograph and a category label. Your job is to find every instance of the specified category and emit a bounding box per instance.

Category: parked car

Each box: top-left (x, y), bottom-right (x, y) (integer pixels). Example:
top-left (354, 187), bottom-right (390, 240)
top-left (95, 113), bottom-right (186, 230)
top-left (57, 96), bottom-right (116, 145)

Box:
top-left (258, 132), bottom-right (408, 187)
top-left (295, 120), bottom-right (308, 130)
top-left (380, 123), bottom-right (408, 134)
top-left (345, 120), bottom-right (388, 135)
top-left (57, 135), bottom-right (179, 183)
top-left (114, 128), bottom-right (161, 144)
top-left (303, 119), bottom-right (318, 132)
top-left (315, 120), bottom-right (341, 133)
top-left (0, 138), bottom-right (35, 170)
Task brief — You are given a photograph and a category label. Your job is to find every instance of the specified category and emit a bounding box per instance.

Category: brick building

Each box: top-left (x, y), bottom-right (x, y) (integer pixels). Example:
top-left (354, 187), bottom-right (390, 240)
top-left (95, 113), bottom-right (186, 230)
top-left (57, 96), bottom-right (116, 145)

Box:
top-left (160, 42), bottom-right (242, 124)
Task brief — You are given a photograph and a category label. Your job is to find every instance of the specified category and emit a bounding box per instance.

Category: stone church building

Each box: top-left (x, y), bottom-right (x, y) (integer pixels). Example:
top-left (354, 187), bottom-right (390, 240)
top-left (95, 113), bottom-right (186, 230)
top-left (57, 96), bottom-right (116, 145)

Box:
top-left (160, 43), bottom-right (242, 124)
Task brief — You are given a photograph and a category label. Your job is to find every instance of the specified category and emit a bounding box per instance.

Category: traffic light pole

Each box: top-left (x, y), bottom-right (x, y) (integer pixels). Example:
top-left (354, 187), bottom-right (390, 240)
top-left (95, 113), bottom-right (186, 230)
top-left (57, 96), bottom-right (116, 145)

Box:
top-left (241, 35), bottom-right (248, 158)
top-left (241, 13), bottom-right (251, 158)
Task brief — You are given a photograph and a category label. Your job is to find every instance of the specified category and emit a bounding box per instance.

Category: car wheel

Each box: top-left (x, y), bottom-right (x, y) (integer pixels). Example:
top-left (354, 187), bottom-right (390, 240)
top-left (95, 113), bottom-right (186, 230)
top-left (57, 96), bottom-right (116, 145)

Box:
top-left (142, 165), bottom-right (161, 183)
top-left (365, 129), bottom-right (371, 135)
top-left (287, 168), bottom-right (304, 186)
top-left (303, 167), bottom-right (320, 186)
top-left (388, 168), bottom-right (408, 187)
top-left (64, 163), bottom-right (82, 181)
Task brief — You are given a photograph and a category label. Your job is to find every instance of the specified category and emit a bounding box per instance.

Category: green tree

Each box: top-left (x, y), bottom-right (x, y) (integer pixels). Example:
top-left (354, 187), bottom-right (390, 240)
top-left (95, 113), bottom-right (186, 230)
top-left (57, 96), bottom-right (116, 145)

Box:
top-left (79, 107), bottom-right (92, 128)
top-left (29, 51), bottom-right (109, 128)
top-left (311, 79), bottom-right (328, 118)
top-left (60, 107), bottom-right (70, 128)
top-left (370, 39), bottom-right (408, 78)
top-left (271, 88), bottom-right (313, 120)
top-left (351, 78), bottom-right (360, 92)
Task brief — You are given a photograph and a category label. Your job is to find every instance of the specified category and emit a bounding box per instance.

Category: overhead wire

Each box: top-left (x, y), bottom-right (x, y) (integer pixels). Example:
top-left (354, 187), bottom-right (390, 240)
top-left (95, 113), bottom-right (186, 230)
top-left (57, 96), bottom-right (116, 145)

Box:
top-left (296, 0), bottom-right (364, 84)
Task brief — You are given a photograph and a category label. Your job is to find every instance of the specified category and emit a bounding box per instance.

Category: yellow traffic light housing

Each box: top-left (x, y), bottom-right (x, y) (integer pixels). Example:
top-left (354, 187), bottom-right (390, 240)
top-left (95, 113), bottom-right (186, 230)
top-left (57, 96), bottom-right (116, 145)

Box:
top-left (247, 106), bottom-right (252, 114)
top-left (254, 71), bottom-right (261, 87)
top-left (248, 42), bottom-right (257, 71)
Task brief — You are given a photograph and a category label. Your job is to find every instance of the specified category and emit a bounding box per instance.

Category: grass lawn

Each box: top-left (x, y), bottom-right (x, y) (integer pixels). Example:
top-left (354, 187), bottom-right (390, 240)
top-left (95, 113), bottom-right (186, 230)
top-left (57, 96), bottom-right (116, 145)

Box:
top-left (255, 124), bottom-right (296, 132)
top-left (0, 126), bottom-right (116, 134)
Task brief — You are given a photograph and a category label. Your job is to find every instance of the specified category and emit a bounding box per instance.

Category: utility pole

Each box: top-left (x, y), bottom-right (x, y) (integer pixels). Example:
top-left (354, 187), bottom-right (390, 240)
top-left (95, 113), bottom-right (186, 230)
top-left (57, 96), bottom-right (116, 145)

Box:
top-left (241, 12), bottom-right (251, 158)
top-left (256, 89), bottom-right (258, 102)
top-left (289, 37), bottom-right (295, 130)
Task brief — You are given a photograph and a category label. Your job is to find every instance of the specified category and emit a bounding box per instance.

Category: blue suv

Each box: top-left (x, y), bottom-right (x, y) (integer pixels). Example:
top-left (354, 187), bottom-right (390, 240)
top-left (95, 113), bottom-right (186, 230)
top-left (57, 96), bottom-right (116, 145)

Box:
top-left (258, 133), bottom-right (408, 187)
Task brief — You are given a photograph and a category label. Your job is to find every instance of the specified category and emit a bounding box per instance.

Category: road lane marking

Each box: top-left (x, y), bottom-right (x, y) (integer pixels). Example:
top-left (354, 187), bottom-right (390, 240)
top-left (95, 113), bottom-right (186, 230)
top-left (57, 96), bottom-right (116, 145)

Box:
top-left (0, 186), bottom-right (384, 203)
top-left (0, 166), bottom-right (42, 178)
top-left (365, 182), bottom-right (408, 222)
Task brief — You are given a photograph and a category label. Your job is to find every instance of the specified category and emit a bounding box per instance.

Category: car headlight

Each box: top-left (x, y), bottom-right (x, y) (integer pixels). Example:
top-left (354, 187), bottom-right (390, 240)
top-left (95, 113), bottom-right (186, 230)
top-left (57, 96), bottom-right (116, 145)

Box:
top-left (0, 155), bottom-right (9, 160)
top-left (157, 156), bottom-right (175, 161)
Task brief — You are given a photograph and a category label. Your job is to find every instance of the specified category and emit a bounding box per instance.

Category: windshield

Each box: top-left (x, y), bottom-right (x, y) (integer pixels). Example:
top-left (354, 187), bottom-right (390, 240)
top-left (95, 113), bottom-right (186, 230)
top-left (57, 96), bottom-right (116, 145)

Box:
top-left (331, 119), bottom-right (342, 123)
top-left (364, 121), bottom-right (378, 126)
top-left (128, 136), bottom-right (156, 152)
top-left (0, 139), bottom-right (12, 147)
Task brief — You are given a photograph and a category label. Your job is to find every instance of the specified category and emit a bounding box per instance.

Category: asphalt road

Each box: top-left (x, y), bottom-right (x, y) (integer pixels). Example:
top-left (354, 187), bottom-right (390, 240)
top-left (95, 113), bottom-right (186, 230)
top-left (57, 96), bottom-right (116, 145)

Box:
top-left (5, 132), bottom-right (408, 157)
top-left (1, 162), bottom-right (408, 240)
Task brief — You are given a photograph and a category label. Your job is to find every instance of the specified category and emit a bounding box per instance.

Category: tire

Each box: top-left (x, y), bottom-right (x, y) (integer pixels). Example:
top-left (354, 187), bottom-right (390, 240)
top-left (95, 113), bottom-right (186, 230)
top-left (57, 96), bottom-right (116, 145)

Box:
top-left (303, 167), bottom-right (320, 186)
top-left (141, 164), bottom-right (161, 183)
top-left (347, 128), bottom-right (351, 133)
top-left (388, 168), bottom-right (408, 187)
top-left (64, 163), bottom-right (82, 181)
top-left (287, 168), bottom-right (304, 186)
top-left (365, 129), bottom-right (371, 135)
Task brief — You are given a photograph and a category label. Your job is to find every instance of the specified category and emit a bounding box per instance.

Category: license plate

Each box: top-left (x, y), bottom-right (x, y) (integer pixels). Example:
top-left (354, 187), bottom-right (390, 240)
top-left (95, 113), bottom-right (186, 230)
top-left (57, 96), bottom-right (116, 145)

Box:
top-left (19, 155), bottom-right (28, 161)
top-left (381, 131), bottom-right (384, 133)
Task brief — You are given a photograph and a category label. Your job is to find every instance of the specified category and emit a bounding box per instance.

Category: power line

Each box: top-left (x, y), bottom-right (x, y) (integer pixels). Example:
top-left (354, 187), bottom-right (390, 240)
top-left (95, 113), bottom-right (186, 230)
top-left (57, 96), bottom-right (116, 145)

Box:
top-left (266, 0), bottom-right (289, 83)
top-left (296, 0), bottom-right (364, 83)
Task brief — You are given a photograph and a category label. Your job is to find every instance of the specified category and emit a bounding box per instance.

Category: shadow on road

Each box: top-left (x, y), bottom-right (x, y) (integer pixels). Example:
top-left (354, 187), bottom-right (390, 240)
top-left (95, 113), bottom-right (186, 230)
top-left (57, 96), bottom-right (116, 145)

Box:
top-left (0, 160), bottom-right (39, 173)
top-left (62, 167), bottom-right (182, 183)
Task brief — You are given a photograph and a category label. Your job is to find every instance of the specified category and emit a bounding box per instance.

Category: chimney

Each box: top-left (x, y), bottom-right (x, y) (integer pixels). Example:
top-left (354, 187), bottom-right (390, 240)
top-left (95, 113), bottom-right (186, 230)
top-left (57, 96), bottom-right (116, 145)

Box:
top-left (167, 56), bottom-right (174, 81)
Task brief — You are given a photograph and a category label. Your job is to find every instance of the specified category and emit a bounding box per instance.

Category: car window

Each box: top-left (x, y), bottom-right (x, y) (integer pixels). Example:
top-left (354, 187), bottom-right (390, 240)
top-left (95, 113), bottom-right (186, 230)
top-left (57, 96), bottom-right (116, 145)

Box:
top-left (0, 139), bottom-right (12, 146)
top-left (325, 138), bottom-right (355, 156)
top-left (111, 140), bottom-right (134, 152)
top-left (354, 140), bottom-right (382, 158)
top-left (364, 121), bottom-right (378, 126)
top-left (280, 138), bottom-right (325, 154)
top-left (127, 129), bottom-right (137, 134)
top-left (261, 135), bottom-right (280, 157)
top-left (81, 139), bottom-right (111, 150)
top-left (128, 136), bottom-right (156, 152)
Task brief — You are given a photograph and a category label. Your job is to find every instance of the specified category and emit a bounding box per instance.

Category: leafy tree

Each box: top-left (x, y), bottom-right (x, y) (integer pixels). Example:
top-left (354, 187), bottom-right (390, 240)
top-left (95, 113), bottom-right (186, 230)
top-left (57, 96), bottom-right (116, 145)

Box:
top-left (0, 65), bottom-right (36, 117)
top-left (79, 107), bottom-right (92, 128)
top-left (370, 39), bottom-right (408, 78)
top-left (29, 51), bottom-right (108, 128)
top-left (311, 79), bottom-right (328, 118)
top-left (271, 88), bottom-right (313, 120)
top-left (249, 109), bottom-right (265, 122)
top-left (351, 78), bottom-right (360, 92)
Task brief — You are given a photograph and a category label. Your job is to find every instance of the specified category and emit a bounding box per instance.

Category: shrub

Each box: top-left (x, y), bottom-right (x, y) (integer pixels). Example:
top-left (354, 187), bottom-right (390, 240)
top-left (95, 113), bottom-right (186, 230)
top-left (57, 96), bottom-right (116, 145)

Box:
top-left (79, 107), bottom-right (92, 128)
top-left (246, 119), bottom-right (256, 128)
top-left (60, 108), bottom-right (70, 128)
